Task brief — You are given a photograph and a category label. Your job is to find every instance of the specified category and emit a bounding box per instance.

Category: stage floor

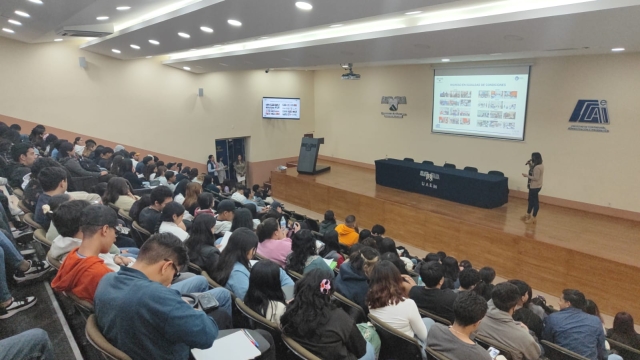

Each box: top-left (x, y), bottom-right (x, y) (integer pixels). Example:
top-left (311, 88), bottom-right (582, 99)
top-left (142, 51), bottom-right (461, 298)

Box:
top-left (271, 161), bottom-right (640, 316)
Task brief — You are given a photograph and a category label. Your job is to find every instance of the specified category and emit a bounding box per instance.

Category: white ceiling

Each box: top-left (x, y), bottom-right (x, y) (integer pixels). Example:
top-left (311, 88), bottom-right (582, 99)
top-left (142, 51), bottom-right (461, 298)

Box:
top-left (2, 0), bottom-right (640, 73)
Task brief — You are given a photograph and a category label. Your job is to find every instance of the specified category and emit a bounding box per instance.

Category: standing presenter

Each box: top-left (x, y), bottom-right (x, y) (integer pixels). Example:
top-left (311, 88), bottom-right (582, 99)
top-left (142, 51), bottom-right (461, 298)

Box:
top-left (521, 152), bottom-right (544, 224)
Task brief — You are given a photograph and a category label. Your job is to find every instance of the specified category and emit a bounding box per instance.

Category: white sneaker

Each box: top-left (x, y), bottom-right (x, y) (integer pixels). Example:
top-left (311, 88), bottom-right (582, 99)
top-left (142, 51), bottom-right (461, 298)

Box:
top-left (14, 260), bottom-right (52, 283)
top-left (0, 296), bottom-right (37, 319)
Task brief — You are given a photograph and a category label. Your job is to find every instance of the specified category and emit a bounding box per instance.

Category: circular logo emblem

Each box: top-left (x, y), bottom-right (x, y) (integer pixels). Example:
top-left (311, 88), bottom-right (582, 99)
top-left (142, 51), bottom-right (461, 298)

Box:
top-left (600, 100), bottom-right (607, 107)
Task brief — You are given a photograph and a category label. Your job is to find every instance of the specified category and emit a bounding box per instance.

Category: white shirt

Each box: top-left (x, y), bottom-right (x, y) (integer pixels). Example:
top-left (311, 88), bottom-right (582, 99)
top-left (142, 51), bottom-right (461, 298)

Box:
top-left (231, 192), bottom-right (247, 202)
top-left (218, 231), bottom-right (232, 252)
top-left (159, 222), bottom-right (189, 241)
top-left (369, 298), bottom-right (428, 342)
top-left (156, 176), bottom-right (168, 186)
top-left (214, 220), bottom-right (232, 235)
top-left (174, 193), bottom-right (185, 205)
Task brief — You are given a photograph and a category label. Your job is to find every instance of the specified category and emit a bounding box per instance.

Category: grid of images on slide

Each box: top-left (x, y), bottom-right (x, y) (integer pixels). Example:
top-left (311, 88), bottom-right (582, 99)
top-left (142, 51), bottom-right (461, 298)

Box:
top-left (439, 90), bottom-right (518, 130)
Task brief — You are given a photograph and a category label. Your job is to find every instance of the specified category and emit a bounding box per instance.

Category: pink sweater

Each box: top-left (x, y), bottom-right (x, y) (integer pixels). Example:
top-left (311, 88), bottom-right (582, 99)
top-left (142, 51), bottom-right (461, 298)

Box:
top-left (257, 238), bottom-right (293, 268)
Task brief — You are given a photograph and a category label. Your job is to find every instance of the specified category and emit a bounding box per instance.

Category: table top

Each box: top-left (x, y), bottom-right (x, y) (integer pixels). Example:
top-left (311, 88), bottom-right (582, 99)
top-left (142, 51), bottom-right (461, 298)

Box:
top-left (376, 158), bottom-right (507, 182)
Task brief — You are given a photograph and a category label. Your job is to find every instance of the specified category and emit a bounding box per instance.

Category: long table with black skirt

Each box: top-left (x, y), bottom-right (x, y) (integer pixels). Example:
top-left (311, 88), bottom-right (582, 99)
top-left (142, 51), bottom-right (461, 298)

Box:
top-left (375, 159), bottom-right (509, 208)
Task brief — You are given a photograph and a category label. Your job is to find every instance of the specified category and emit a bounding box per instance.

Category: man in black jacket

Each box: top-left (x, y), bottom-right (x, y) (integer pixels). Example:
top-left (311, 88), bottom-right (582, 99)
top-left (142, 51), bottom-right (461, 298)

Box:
top-left (409, 260), bottom-right (459, 323)
top-left (5, 143), bottom-right (36, 188)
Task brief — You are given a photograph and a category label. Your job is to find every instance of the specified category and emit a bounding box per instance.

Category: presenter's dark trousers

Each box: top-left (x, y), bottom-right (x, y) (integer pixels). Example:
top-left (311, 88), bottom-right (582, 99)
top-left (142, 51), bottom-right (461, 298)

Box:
top-left (527, 188), bottom-right (541, 217)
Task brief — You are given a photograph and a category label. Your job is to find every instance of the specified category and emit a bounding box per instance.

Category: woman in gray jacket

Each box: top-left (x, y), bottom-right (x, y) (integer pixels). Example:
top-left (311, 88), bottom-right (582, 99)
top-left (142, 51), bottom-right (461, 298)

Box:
top-left (58, 142), bottom-right (110, 181)
top-left (521, 152), bottom-right (544, 225)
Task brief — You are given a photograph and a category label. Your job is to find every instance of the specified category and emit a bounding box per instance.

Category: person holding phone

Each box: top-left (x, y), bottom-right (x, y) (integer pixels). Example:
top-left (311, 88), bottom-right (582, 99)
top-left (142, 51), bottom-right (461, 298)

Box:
top-left (521, 152), bottom-right (544, 225)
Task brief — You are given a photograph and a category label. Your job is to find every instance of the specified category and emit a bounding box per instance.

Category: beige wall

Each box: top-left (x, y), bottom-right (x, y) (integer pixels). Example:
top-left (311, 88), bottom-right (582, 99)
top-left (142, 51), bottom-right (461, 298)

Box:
top-left (0, 36), bottom-right (314, 184)
top-left (314, 55), bottom-right (640, 213)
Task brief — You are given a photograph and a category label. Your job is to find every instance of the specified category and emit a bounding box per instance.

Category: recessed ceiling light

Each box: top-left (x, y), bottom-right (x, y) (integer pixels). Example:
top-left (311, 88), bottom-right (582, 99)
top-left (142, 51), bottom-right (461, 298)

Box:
top-left (15, 11), bottom-right (30, 18)
top-left (405, 11), bottom-right (422, 15)
top-left (112, 49), bottom-right (121, 53)
top-left (183, 67), bottom-right (191, 71)
top-left (441, 58), bottom-right (450, 62)
top-left (28, 0), bottom-right (43, 4)
top-left (227, 19), bottom-right (241, 26)
top-left (295, 2), bottom-right (313, 10)
top-left (8, 19), bottom-right (22, 26)
top-left (130, 44), bottom-right (140, 49)
top-left (116, 6), bottom-right (131, 11)
top-left (178, 32), bottom-right (190, 38)
top-left (329, 24), bottom-right (343, 28)
top-left (54, 38), bottom-right (63, 42)
top-left (2, 28), bottom-right (15, 34)
top-left (611, 48), bottom-right (625, 52)
top-left (149, 39), bottom-right (159, 45)
top-left (200, 26), bottom-right (213, 33)
top-left (96, 16), bottom-right (109, 20)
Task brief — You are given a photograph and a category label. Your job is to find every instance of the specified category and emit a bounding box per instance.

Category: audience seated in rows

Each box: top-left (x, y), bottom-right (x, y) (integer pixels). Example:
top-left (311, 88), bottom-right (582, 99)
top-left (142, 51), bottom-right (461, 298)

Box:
top-left (409, 261), bottom-right (458, 324)
top-left (215, 208), bottom-right (253, 252)
top-left (213, 199), bottom-right (235, 236)
top-left (138, 186), bottom-right (174, 233)
top-left (286, 229), bottom-right (334, 276)
top-left (33, 167), bottom-right (68, 227)
top-left (318, 229), bottom-right (345, 268)
top-left (427, 291), bottom-right (492, 360)
top-left (336, 214), bottom-right (359, 246)
top-left (281, 268), bottom-right (375, 360)
top-left (58, 142), bottom-right (110, 181)
top-left (212, 228), bottom-right (293, 300)
top-left (121, 159), bottom-right (143, 189)
top-left (6, 142), bottom-right (36, 188)
top-left (256, 217), bottom-right (292, 267)
top-left (334, 245), bottom-right (379, 312)
top-left (476, 282), bottom-right (542, 360)
top-left (102, 177), bottom-right (138, 212)
top-left (607, 312), bottom-right (640, 350)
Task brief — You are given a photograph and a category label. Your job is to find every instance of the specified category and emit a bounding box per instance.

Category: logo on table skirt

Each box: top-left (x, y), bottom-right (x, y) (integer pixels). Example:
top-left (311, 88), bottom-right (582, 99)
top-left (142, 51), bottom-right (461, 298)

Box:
top-left (381, 96), bottom-right (408, 118)
top-left (568, 100), bottom-right (610, 133)
top-left (420, 171), bottom-right (439, 189)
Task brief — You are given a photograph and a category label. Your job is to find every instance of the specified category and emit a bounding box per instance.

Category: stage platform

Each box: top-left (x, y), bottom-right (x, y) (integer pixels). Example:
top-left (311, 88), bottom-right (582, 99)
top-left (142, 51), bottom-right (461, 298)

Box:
top-left (271, 161), bottom-right (640, 317)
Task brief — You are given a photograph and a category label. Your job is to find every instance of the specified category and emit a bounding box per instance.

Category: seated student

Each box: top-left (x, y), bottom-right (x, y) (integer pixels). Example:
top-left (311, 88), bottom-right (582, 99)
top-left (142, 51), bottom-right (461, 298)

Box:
top-left (334, 246), bottom-right (380, 312)
top-left (441, 256), bottom-right (460, 290)
top-left (473, 266), bottom-right (496, 301)
top-left (129, 194), bottom-right (151, 223)
top-left (49, 200), bottom-right (135, 271)
top-left (97, 147), bottom-right (114, 169)
top-left (154, 166), bottom-right (167, 185)
top-left (194, 192), bottom-right (215, 217)
top-left (286, 229), bottom-right (333, 276)
top-left (213, 200), bottom-right (235, 236)
top-left (319, 229), bottom-right (345, 268)
top-left (138, 186), bottom-right (174, 233)
top-left (202, 175), bottom-right (220, 193)
top-left (102, 177), bottom-right (138, 212)
top-left (243, 203), bottom-right (261, 229)
top-left (135, 155), bottom-right (153, 175)
top-left (457, 268), bottom-right (481, 292)
top-left (94, 233), bottom-right (261, 360)
top-left (380, 252), bottom-right (416, 297)
top-left (256, 218), bottom-right (292, 267)
top-left (543, 289), bottom-right (616, 360)
top-left (213, 228), bottom-right (293, 300)
top-left (281, 268), bottom-right (375, 360)
top-left (371, 224), bottom-right (386, 237)
top-left (143, 163), bottom-right (157, 182)
top-left (216, 208), bottom-right (255, 252)
top-left (367, 261), bottom-right (430, 347)
top-left (427, 291), bottom-right (492, 360)
top-left (173, 179), bottom-right (190, 205)
top-left (244, 260), bottom-right (288, 326)
top-left (58, 142), bottom-right (110, 180)
top-left (379, 236), bottom-right (413, 272)
top-left (34, 167), bottom-right (68, 227)
top-left (184, 214), bottom-right (219, 277)
top-left (175, 167), bottom-right (190, 183)
top-left (157, 202), bottom-right (189, 241)
top-left (44, 193), bottom-right (72, 243)
top-left (509, 279), bottom-right (544, 339)
top-left (509, 279), bottom-right (546, 321)
top-left (477, 282), bottom-right (542, 360)
top-left (164, 171), bottom-right (177, 191)
top-left (335, 215), bottom-right (359, 247)
top-left (120, 159), bottom-right (144, 190)
top-left (183, 182), bottom-right (202, 216)
top-left (0, 328), bottom-right (54, 359)
top-left (6, 142), bottom-right (36, 188)
top-left (409, 261), bottom-right (458, 324)
top-left (607, 312), bottom-right (640, 351)
top-left (231, 185), bottom-right (247, 202)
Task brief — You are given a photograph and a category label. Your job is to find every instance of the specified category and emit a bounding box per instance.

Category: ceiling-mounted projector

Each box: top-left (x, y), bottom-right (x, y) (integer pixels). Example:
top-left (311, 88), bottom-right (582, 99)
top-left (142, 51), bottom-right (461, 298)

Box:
top-left (340, 63), bottom-right (360, 80)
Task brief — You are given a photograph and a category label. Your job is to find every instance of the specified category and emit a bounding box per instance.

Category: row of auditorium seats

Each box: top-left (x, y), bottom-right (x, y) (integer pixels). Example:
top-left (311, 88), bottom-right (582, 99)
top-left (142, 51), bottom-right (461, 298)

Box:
top-left (403, 158), bottom-right (505, 176)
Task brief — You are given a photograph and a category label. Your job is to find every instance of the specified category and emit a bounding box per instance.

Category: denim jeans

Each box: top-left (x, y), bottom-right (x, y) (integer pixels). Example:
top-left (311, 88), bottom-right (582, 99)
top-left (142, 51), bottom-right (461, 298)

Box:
top-left (0, 232), bottom-right (24, 303)
top-left (358, 341), bottom-right (375, 360)
top-left (169, 275), bottom-right (232, 316)
top-left (0, 328), bottom-right (54, 360)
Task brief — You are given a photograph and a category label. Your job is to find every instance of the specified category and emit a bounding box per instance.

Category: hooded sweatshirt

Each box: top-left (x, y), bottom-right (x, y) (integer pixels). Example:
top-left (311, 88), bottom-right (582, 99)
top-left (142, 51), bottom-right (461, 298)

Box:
top-left (319, 220), bottom-right (337, 235)
top-left (51, 247), bottom-right (113, 303)
top-left (476, 300), bottom-right (542, 360)
top-left (335, 224), bottom-right (359, 247)
top-left (334, 262), bottom-right (369, 312)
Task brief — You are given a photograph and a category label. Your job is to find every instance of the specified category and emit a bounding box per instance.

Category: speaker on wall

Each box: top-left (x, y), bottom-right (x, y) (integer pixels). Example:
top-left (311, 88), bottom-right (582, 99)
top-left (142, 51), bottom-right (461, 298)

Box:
top-left (79, 57), bottom-right (87, 69)
top-left (198, 88), bottom-right (204, 97)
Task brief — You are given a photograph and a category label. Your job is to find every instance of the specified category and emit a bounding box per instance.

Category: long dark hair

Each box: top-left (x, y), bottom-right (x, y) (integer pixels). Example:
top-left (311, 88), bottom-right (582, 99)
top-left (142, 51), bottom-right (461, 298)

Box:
top-left (531, 152), bottom-right (543, 166)
top-left (286, 230), bottom-right (317, 273)
top-left (102, 177), bottom-right (131, 205)
top-left (319, 230), bottom-right (340, 257)
top-left (110, 155), bottom-right (124, 176)
top-left (231, 208), bottom-right (254, 231)
top-left (244, 260), bottom-right (286, 319)
top-left (143, 163), bottom-right (157, 181)
top-left (281, 268), bottom-right (336, 339)
top-left (367, 260), bottom-right (405, 309)
top-left (154, 201), bottom-right (184, 233)
top-left (213, 228), bottom-right (258, 286)
top-left (243, 203), bottom-right (259, 220)
top-left (611, 312), bottom-right (639, 342)
top-left (441, 256), bottom-right (459, 289)
top-left (173, 179), bottom-right (190, 197)
top-left (473, 266), bottom-right (496, 301)
top-left (185, 214), bottom-right (216, 253)
top-left (322, 210), bottom-right (336, 224)
top-left (120, 159), bottom-right (134, 175)
top-left (256, 218), bottom-right (279, 243)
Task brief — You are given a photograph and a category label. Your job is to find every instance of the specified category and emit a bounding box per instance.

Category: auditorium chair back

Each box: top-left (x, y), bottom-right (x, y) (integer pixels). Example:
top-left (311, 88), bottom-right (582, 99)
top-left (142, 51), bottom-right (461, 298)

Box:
top-left (85, 314), bottom-right (132, 360)
top-left (426, 347), bottom-right (453, 360)
top-left (34, 229), bottom-right (51, 247)
top-left (541, 340), bottom-right (590, 360)
top-left (474, 334), bottom-right (517, 360)
top-left (131, 221), bottom-right (151, 247)
top-left (282, 334), bottom-right (321, 360)
top-left (418, 308), bottom-right (451, 326)
top-left (332, 292), bottom-right (367, 324)
top-left (234, 297), bottom-right (287, 356)
top-left (368, 314), bottom-right (423, 360)
top-left (607, 338), bottom-right (640, 360)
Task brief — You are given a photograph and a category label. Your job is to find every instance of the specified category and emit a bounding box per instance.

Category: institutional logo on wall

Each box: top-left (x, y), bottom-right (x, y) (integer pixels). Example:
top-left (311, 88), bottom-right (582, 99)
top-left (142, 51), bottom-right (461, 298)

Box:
top-left (381, 96), bottom-right (407, 118)
top-left (568, 100), bottom-right (610, 133)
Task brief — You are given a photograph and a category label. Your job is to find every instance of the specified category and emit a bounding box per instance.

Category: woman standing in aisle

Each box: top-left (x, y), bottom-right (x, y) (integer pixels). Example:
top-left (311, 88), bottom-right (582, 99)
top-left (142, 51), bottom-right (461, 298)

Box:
top-left (207, 155), bottom-right (218, 184)
top-left (234, 154), bottom-right (247, 186)
top-left (216, 157), bottom-right (227, 185)
top-left (521, 152), bottom-right (544, 225)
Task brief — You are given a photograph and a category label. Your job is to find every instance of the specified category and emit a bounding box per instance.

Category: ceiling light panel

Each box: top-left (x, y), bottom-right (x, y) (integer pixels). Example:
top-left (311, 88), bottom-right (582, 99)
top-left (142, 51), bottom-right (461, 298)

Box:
top-left (8, 20), bottom-right (22, 26)
top-left (14, 11), bottom-right (30, 18)
top-left (130, 44), bottom-right (140, 49)
top-left (227, 19), bottom-right (242, 26)
top-left (2, 28), bottom-right (15, 33)
top-left (28, 0), bottom-right (43, 4)
top-left (295, 2), bottom-right (313, 10)
top-left (149, 39), bottom-right (159, 45)
top-left (116, 6), bottom-right (131, 11)
top-left (200, 26), bottom-right (213, 33)
top-left (178, 32), bottom-right (190, 38)
top-left (97, 16), bottom-right (109, 20)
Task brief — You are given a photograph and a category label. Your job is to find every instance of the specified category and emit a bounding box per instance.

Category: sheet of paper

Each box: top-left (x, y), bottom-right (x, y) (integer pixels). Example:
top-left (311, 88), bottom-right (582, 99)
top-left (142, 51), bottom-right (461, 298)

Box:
top-left (237, 175), bottom-right (246, 182)
top-left (192, 331), bottom-right (261, 360)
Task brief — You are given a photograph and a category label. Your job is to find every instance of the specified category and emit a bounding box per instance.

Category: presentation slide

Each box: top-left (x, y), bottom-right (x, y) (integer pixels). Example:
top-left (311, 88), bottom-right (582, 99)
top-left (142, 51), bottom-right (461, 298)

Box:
top-left (262, 97), bottom-right (301, 120)
top-left (432, 66), bottom-right (530, 141)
